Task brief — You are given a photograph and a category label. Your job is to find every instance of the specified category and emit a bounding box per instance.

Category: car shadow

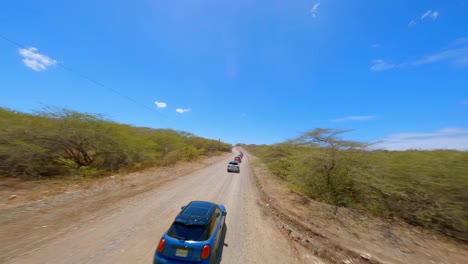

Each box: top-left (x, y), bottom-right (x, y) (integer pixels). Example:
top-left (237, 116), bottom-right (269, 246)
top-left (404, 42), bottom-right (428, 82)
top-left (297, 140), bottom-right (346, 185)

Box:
top-left (214, 223), bottom-right (228, 264)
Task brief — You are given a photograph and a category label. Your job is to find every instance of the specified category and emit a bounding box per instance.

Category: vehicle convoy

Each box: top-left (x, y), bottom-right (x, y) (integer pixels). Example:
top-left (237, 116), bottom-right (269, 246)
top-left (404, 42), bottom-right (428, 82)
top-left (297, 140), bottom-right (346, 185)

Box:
top-left (227, 161), bottom-right (240, 173)
top-left (154, 201), bottom-right (227, 264)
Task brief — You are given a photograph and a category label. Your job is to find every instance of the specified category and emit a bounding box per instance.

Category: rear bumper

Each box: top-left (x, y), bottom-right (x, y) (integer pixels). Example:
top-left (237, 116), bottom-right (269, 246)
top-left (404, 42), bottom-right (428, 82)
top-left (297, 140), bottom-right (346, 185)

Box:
top-left (154, 255), bottom-right (211, 264)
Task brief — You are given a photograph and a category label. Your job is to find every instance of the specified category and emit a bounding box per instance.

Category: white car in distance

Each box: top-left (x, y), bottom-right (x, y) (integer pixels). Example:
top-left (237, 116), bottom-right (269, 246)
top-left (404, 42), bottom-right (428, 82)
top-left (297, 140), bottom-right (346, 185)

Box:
top-left (227, 161), bottom-right (240, 173)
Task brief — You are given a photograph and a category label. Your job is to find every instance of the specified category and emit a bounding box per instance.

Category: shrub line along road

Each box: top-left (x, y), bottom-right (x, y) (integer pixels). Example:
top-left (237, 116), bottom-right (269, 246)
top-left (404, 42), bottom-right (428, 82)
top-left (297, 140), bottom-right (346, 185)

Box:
top-left (1, 152), bottom-right (314, 264)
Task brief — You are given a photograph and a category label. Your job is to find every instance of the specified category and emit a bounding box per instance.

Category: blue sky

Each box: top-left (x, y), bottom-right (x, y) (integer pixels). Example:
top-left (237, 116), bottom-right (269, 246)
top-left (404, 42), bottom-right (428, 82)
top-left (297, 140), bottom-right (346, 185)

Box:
top-left (1, 0), bottom-right (467, 149)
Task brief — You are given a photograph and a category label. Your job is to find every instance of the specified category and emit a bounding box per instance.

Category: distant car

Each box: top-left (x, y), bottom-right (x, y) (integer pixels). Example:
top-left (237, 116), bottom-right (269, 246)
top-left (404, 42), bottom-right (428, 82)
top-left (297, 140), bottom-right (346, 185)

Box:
top-left (234, 156), bottom-right (242, 163)
top-left (227, 161), bottom-right (240, 173)
top-left (154, 201), bottom-right (227, 264)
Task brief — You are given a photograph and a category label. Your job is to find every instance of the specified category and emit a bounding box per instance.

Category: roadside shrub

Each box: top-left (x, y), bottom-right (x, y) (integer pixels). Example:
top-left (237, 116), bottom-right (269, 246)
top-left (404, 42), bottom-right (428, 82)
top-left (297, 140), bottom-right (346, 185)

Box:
top-left (162, 150), bottom-right (185, 166)
top-left (243, 135), bottom-right (468, 242)
top-left (0, 107), bottom-right (232, 178)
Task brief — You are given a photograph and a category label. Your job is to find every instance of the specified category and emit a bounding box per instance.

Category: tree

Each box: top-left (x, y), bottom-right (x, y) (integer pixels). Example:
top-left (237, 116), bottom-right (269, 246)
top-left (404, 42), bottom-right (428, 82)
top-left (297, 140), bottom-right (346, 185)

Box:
top-left (292, 128), bottom-right (368, 207)
top-left (33, 109), bottom-right (115, 168)
top-left (0, 107), bottom-right (233, 178)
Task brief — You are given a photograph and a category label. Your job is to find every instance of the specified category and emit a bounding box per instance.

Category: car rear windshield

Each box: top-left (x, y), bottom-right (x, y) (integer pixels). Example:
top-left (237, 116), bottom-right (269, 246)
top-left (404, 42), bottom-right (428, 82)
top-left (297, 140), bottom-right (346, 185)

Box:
top-left (167, 222), bottom-right (209, 241)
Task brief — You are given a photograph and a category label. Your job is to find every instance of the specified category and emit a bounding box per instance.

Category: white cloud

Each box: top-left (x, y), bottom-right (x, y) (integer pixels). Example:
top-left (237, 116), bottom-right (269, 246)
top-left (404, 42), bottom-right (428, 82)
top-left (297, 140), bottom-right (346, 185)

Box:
top-left (310, 2), bottom-right (320, 17)
top-left (154, 101), bottom-right (167, 108)
top-left (370, 60), bottom-right (397, 71)
top-left (371, 45), bottom-right (468, 72)
top-left (421, 10), bottom-right (431, 19)
top-left (176, 108), bottom-right (191, 114)
top-left (18, 47), bottom-right (57, 71)
top-left (413, 47), bottom-right (468, 66)
top-left (332, 115), bottom-right (376, 122)
top-left (421, 10), bottom-right (439, 20)
top-left (373, 127), bottom-right (468, 151)
top-left (408, 20), bottom-right (417, 27)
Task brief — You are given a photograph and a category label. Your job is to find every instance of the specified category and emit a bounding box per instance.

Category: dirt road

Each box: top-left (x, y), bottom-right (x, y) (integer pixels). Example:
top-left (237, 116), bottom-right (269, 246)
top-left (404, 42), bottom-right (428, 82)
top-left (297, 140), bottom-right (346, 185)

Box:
top-left (0, 152), bottom-right (314, 264)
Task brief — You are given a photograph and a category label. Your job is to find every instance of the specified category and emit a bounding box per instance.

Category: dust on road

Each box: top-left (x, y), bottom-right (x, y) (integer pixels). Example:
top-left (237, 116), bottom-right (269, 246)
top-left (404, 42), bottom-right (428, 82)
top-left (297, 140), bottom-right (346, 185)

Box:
top-left (0, 152), bottom-right (310, 264)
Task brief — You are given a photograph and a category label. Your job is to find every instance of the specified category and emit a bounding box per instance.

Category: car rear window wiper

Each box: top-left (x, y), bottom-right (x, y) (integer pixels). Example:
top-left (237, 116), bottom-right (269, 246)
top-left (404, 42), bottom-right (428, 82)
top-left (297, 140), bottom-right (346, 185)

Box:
top-left (170, 235), bottom-right (187, 241)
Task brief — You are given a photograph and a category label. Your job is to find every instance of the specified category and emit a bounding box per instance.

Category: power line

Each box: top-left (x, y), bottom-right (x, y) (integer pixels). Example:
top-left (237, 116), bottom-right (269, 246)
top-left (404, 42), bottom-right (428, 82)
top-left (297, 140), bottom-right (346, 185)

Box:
top-left (0, 34), bottom-right (26, 48)
top-left (56, 63), bottom-right (155, 112)
top-left (0, 33), bottom-right (157, 113)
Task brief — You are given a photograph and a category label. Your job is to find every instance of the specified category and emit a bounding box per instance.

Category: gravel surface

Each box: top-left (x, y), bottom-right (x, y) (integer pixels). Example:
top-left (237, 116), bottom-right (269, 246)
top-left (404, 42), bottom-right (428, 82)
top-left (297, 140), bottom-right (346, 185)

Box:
top-left (0, 152), bottom-right (311, 264)
top-left (4, 149), bottom-right (462, 264)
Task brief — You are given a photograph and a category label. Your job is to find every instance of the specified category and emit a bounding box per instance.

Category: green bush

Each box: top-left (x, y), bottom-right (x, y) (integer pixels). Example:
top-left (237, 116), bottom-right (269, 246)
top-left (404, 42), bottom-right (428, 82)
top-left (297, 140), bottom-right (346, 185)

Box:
top-left (0, 107), bottom-right (232, 178)
top-left (243, 132), bottom-right (468, 242)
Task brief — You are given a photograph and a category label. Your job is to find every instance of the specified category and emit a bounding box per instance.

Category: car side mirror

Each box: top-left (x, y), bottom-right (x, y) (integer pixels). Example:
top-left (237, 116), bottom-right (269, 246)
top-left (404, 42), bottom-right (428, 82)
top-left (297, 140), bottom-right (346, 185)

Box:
top-left (181, 206), bottom-right (186, 210)
top-left (222, 211), bottom-right (227, 216)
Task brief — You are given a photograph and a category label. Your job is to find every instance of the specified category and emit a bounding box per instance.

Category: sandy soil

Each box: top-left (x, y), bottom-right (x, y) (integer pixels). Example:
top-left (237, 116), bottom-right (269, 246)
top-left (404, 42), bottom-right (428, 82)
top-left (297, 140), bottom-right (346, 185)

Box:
top-left (2, 149), bottom-right (466, 264)
top-left (245, 149), bottom-right (468, 264)
top-left (0, 151), bottom-right (312, 264)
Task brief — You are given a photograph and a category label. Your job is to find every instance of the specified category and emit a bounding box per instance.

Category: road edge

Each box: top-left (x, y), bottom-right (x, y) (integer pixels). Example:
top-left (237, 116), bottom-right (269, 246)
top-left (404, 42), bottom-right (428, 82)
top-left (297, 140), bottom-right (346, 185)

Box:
top-left (244, 149), bottom-right (384, 264)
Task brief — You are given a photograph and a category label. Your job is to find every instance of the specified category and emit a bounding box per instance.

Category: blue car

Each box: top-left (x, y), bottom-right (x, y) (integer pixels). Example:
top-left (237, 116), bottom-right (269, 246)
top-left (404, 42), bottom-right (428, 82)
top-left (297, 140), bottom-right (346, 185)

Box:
top-left (154, 201), bottom-right (227, 264)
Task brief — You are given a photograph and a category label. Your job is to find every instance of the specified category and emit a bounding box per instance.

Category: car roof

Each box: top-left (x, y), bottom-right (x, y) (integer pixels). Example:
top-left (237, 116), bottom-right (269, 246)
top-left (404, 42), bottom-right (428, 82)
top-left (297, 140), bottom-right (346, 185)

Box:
top-left (175, 201), bottom-right (217, 226)
top-left (229, 161), bottom-right (238, 164)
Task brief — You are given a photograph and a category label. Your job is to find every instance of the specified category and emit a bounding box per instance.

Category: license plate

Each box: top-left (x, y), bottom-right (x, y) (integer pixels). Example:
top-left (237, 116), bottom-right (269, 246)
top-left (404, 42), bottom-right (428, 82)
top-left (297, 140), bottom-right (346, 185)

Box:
top-left (175, 248), bottom-right (188, 257)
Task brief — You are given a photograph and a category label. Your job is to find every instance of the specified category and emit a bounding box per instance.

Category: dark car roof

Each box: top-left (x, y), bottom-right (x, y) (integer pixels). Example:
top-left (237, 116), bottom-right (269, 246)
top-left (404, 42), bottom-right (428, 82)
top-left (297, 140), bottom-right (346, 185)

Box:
top-left (229, 161), bottom-right (238, 165)
top-left (174, 201), bottom-right (217, 226)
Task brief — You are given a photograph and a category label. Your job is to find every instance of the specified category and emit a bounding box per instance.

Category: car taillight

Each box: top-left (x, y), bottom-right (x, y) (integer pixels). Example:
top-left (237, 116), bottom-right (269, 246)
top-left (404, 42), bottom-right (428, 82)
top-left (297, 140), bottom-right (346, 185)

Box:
top-left (157, 238), bottom-right (165, 253)
top-left (201, 244), bottom-right (210, 259)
